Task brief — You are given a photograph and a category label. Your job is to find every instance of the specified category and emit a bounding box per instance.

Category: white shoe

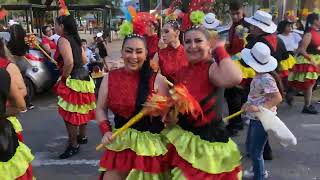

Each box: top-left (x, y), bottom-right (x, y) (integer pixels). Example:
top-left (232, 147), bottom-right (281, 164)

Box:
top-left (243, 168), bottom-right (269, 179)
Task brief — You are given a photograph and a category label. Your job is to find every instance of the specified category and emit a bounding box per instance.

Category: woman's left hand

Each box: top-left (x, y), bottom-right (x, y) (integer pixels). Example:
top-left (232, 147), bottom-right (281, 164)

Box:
top-left (242, 104), bottom-right (260, 113)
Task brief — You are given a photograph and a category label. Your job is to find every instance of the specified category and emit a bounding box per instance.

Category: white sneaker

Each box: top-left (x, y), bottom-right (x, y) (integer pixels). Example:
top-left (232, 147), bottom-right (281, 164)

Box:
top-left (243, 168), bottom-right (269, 179)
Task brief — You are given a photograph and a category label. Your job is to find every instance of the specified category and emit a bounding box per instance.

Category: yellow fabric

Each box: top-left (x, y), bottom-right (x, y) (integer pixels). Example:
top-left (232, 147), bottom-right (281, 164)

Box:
top-left (65, 76), bottom-right (95, 93)
top-left (7, 116), bottom-right (23, 133)
top-left (279, 54), bottom-right (296, 71)
top-left (234, 60), bottom-right (256, 79)
top-left (288, 72), bottom-right (318, 82)
top-left (106, 128), bottom-right (168, 156)
top-left (0, 142), bottom-right (34, 180)
top-left (161, 125), bottom-right (241, 174)
top-left (57, 96), bottom-right (96, 114)
top-left (126, 169), bottom-right (172, 180)
top-left (295, 54), bottom-right (320, 65)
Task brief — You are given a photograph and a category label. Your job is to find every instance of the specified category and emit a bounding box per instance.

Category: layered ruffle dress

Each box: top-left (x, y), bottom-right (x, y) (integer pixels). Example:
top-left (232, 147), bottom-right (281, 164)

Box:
top-left (158, 45), bottom-right (189, 80)
top-left (0, 58), bottom-right (24, 142)
top-left (0, 69), bottom-right (34, 180)
top-left (288, 27), bottom-right (320, 90)
top-left (99, 68), bottom-right (171, 179)
top-left (162, 61), bottom-right (242, 179)
top-left (54, 35), bottom-right (96, 125)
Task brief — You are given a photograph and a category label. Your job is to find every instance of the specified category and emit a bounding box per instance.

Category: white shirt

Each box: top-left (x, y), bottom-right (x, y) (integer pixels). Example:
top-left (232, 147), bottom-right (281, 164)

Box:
top-left (278, 32), bottom-right (302, 52)
top-left (84, 48), bottom-right (95, 70)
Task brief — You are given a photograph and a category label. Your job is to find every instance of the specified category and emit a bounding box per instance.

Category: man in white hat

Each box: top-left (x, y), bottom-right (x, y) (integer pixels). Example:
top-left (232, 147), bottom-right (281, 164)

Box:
top-left (202, 13), bottom-right (220, 30)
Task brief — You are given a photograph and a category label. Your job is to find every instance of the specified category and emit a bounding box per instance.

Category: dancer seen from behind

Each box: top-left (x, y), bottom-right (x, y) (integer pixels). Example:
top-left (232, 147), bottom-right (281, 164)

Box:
top-left (162, 24), bottom-right (243, 179)
top-left (241, 42), bottom-right (284, 180)
top-left (0, 63), bottom-right (34, 179)
top-left (96, 22), bottom-right (171, 179)
top-left (54, 14), bottom-right (96, 159)
top-left (288, 13), bottom-right (320, 114)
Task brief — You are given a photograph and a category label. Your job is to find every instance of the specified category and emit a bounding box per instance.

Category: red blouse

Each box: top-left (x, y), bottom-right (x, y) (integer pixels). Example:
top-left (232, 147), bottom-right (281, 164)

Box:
top-left (0, 57), bottom-right (10, 68)
top-left (158, 45), bottom-right (188, 79)
top-left (146, 34), bottom-right (159, 59)
top-left (308, 28), bottom-right (320, 54)
top-left (173, 61), bottom-right (217, 126)
top-left (42, 37), bottom-right (57, 50)
top-left (107, 68), bottom-right (155, 119)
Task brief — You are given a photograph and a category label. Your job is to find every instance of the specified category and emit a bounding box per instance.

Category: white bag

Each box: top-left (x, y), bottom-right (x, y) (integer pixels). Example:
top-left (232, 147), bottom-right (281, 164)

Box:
top-left (255, 107), bottom-right (297, 147)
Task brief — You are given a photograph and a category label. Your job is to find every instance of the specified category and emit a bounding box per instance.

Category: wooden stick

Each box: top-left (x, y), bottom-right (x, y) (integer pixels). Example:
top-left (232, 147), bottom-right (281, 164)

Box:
top-left (165, 79), bottom-right (174, 87)
top-left (223, 110), bottom-right (244, 123)
top-left (35, 44), bottom-right (58, 65)
top-left (96, 109), bottom-right (148, 151)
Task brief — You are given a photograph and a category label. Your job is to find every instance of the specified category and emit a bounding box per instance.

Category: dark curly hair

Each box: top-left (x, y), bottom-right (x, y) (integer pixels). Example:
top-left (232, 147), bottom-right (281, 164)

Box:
top-left (7, 24), bottom-right (28, 56)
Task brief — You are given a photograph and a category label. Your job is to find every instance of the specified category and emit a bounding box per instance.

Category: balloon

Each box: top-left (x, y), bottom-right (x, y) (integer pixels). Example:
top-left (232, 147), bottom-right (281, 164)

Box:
top-left (128, 5), bottom-right (137, 18)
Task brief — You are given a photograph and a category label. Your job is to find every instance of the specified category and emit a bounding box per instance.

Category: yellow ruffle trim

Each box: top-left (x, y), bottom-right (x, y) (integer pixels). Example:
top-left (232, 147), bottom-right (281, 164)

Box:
top-left (279, 54), bottom-right (296, 71)
top-left (106, 128), bottom-right (168, 156)
top-left (288, 72), bottom-right (319, 82)
top-left (126, 169), bottom-right (172, 180)
top-left (170, 167), bottom-right (243, 180)
top-left (7, 116), bottom-right (23, 133)
top-left (57, 96), bottom-right (96, 114)
top-left (0, 142), bottom-right (34, 180)
top-left (65, 76), bottom-right (95, 93)
top-left (161, 125), bottom-right (241, 174)
top-left (233, 60), bottom-right (256, 79)
top-left (295, 54), bottom-right (320, 65)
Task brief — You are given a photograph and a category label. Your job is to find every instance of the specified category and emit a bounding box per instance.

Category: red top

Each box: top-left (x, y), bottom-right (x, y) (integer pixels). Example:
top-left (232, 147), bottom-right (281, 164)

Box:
top-left (309, 28), bottom-right (320, 51)
top-left (145, 34), bottom-right (159, 59)
top-left (0, 57), bottom-right (10, 68)
top-left (261, 34), bottom-right (278, 52)
top-left (158, 45), bottom-right (188, 79)
top-left (227, 19), bottom-right (245, 55)
top-left (173, 61), bottom-right (217, 126)
top-left (42, 37), bottom-right (57, 50)
top-left (107, 68), bottom-right (155, 119)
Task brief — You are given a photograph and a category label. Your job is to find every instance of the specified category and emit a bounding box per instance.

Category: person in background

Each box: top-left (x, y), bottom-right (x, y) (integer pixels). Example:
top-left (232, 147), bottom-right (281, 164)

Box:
top-left (241, 42), bottom-right (283, 180)
top-left (96, 33), bottom-right (110, 71)
top-left (7, 24), bottom-right (34, 111)
top-left (41, 25), bottom-right (57, 57)
top-left (81, 39), bottom-right (95, 71)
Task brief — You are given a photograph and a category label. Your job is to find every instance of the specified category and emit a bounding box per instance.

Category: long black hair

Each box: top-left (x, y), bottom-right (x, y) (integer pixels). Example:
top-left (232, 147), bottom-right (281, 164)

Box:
top-left (277, 20), bottom-right (293, 34)
top-left (121, 35), bottom-right (153, 112)
top-left (0, 39), bottom-right (6, 58)
top-left (56, 15), bottom-right (81, 46)
top-left (7, 24), bottom-right (28, 56)
top-left (305, 13), bottom-right (319, 33)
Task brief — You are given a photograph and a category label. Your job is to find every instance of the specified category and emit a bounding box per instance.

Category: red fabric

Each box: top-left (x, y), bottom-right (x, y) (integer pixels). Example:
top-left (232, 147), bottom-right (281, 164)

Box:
top-left (107, 68), bottom-right (156, 119)
top-left (173, 61), bottom-right (217, 126)
top-left (289, 79), bottom-right (316, 91)
top-left (99, 120), bottom-right (111, 135)
top-left (42, 37), bottom-right (57, 50)
top-left (227, 19), bottom-right (245, 55)
top-left (239, 78), bottom-right (253, 87)
top-left (292, 64), bottom-right (318, 73)
top-left (279, 70), bottom-right (289, 79)
top-left (262, 34), bottom-right (278, 53)
top-left (164, 144), bottom-right (241, 180)
top-left (0, 57), bottom-right (10, 68)
top-left (58, 107), bottom-right (95, 126)
top-left (146, 34), bottom-right (159, 59)
top-left (55, 80), bottom-right (96, 105)
top-left (189, 0), bottom-right (215, 12)
top-left (181, 13), bottom-right (192, 32)
top-left (16, 164), bottom-right (33, 180)
top-left (158, 45), bottom-right (189, 79)
top-left (16, 132), bottom-right (24, 142)
top-left (310, 28), bottom-right (320, 48)
top-left (25, 53), bottom-right (45, 62)
top-left (99, 148), bottom-right (171, 173)
top-left (213, 46), bottom-right (230, 64)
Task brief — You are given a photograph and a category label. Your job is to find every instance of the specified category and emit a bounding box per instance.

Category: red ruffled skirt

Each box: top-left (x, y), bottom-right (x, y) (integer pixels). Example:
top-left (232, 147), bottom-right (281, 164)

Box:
top-left (16, 164), bottom-right (33, 180)
top-left (54, 78), bottom-right (96, 126)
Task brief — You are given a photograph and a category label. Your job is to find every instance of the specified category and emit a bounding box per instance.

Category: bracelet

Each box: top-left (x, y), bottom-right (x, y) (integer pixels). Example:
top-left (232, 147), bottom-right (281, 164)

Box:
top-left (213, 46), bottom-right (230, 64)
top-left (99, 120), bottom-right (111, 135)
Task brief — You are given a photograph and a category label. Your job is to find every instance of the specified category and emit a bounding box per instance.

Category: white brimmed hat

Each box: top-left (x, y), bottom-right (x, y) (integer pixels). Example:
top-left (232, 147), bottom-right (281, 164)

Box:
top-left (203, 13), bottom-right (220, 30)
top-left (244, 10), bottom-right (277, 34)
top-left (241, 42), bottom-right (278, 73)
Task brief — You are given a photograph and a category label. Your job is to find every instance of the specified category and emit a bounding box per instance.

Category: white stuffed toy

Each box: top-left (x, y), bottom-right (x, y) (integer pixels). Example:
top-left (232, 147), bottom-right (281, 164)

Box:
top-left (255, 107), bottom-right (297, 147)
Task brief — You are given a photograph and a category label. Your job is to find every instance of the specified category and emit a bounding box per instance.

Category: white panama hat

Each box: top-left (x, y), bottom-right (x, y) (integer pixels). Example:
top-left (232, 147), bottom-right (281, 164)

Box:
top-left (244, 10), bottom-right (277, 34)
top-left (202, 13), bottom-right (220, 30)
top-left (241, 42), bottom-right (278, 73)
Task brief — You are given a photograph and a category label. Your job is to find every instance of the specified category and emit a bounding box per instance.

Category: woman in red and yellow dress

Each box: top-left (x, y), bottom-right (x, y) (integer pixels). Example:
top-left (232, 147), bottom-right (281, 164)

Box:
top-left (152, 20), bottom-right (188, 81)
top-left (289, 13), bottom-right (320, 114)
top-left (162, 27), bottom-right (243, 179)
top-left (54, 14), bottom-right (96, 158)
top-left (96, 33), bottom-right (171, 179)
top-left (0, 68), bottom-right (33, 180)
top-left (0, 40), bottom-right (27, 142)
